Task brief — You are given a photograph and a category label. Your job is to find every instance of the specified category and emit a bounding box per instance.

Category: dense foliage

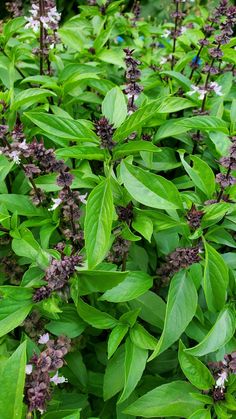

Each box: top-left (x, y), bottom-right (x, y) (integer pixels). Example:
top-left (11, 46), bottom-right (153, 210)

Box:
top-left (0, 0), bottom-right (236, 418)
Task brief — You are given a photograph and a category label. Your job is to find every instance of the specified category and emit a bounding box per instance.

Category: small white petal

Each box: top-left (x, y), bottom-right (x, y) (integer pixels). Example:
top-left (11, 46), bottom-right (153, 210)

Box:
top-left (38, 333), bottom-right (50, 344)
top-left (161, 29), bottom-right (171, 39)
top-left (216, 371), bottom-right (228, 389)
top-left (18, 139), bottom-right (28, 150)
top-left (180, 26), bottom-right (187, 34)
top-left (80, 193), bottom-right (87, 204)
top-left (50, 371), bottom-right (68, 385)
top-left (160, 57), bottom-right (168, 65)
top-left (48, 198), bottom-right (62, 211)
top-left (10, 150), bottom-right (21, 164)
top-left (25, 364), bottom-right (33, 375)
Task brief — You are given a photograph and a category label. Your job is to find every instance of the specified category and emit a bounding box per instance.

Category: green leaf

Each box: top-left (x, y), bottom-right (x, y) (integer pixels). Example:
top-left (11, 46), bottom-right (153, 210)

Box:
top-left (132, 214), bottom-right (153, 242)
top-left (108, 323), bottom-right (129, 359)
top-left (104, 345), bottom-right (125, 400)
top-left (203, 240), bottom-right (229, 312)
top-left (120, 160), bottom-right (183, 210)
top-left (98, 48), bottom-right (125, 68)
top-left (0, 341), bottom-right (26, 419)
top-left (94, 23), bottom-right (114, 52)
top-left (42, 410), bottom-right (81, 419)
top-left (118, 337), bottom-right (148, 404)
top-left (0, 194), bottom-right (48, 217)
top-left (3, 16), bottom-right (25, 40)
top-left (102, 87), bottom-right (127, 128)
top-left (113, 141), bottom-right (160, 160)
top-left (160, 71), bottom-right (192, 89)
top-left (179, 154), bottom-right (215, 198)
top-left (0, 155), bottom-right (14, 183)
top-left (46, 306), bottom-right (86, 338)
top-left (114, 97), bottom-right (193, 142)
top-left (12, 227), bottom-right (49, 268)
top-left (178, 341), bottom-right (214, 390)
top-left (156, 116), bottom-right (229, 140)
top-left (114, 99), bottom-right (163, 142)
top-left (130, 323), bottom-right (158, 350)
top-left (128, 291), bottom-right (166, 329)
top-left (21, 266), bottom-right (44, 287)
top-left (149, 271), bottom-right (198, 360)
top-left (188, 409), bottom-right (212, 419)
top-left (12, 89), bottom-right (56, 110)
top-left (56, 146), bottom-right (106, 161)
top-left (185, 307), bottom-right (235, 356)
top-left (85, 178), bottom-right (114, 269)
top-left (0, 287), bottom-right (32, 337)
top-left (124, 381), bottom-right (203, 417)
top-left (100, 271), bottom-right (153, 303)
top-left (156, 97), bottom-right (194, 113)
top-left (201, 203), bottom-right (230, 228)
top-left (77, 298), bottom-right (117, 329)
top-left (0, 303), bottom-right (32, 338)
top-left (25, 112), bottom-right (99, 143)
top-left (77, 270), bottom-right (128, 295)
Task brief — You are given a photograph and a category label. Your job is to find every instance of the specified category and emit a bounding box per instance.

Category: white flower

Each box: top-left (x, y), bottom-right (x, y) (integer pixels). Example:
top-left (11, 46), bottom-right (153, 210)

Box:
top-left (25, 364), bottom-right (33, 375)
top-left (161, 29), bottom-right (171, 39)
top-left (188, 84), bottom-right (207, 100)
top-left (31, 4), bottom-right (39, 18)
top-left (50, 371), bottom-right (68, 385)
top-left (47, 7), bottom-right (61, 24)
top-left (80, 193), bottom-right (87, 205)
top-left (40, 16), bottom-right (50, 30)
top-left (18, 139), bottom-right (28, 150)
top-left (188, 84), bottom-right (200, 96)
top-left (38, 333), bottom-right (50, 344)
top-left (160, 56), bottom-right (168, 65)
top-left (180, 26), bottom-right (187, 35)
top-left (215, 371), bottom-right (228, 389)
top-left (209, 81), bottom-right (223, 96)
top-left (48, 198), bottom-right (62, 211)
top-left (9, 150), bottom-right (21, 164)
top-left (25, 16), bottom-right (40, 32)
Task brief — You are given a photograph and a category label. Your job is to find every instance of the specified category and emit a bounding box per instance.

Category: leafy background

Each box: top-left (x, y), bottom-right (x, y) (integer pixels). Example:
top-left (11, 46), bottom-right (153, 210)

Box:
top-left (0, 0), bottom-right (236, 418)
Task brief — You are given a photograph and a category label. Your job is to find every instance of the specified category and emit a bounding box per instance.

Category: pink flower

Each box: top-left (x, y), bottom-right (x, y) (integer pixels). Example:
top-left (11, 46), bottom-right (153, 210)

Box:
top-left (50, 371), bottom-right (68, 385)
top-left (38, 333), bottom-right (50, 344)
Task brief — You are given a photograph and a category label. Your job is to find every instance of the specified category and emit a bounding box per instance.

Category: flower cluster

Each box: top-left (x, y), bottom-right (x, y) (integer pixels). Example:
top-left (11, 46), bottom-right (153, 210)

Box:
top-left (188, 81), bottom-right (223, 100)
top-left (131, 1), bottom-right (141, 25)
top-left (107, 236), bottom-right (130, 266)
top-left (25, 334), bottom-right (70, 414)
top-left (0, 123), bottom-right (86, 240)
top-left (209, 350), bottom-right (236, 401)
top-left (123, 48), bottom-right (143, 114)
top-left (25, 0), bottom-right (61, 33)
top-left (193, 1), bottom-right (236, 80)
top-left (24, 311), bottom-right (46, 339)
top-left (95, 117), bottom-right (115, 150)
top-left (33, 254), bottom-right (82, 302)
top-left (187, 206), bottom-right (204, 229)
top-left (216, 136), bottom-right (236, 197)
top-left (6, 0), bottom-right (22, 17)
top-left (116, 203), bottom-right (133, 224)
top-left (1, 254), bottom-right (24, 285)
top-left (157, 246), bottom-right (201, 283)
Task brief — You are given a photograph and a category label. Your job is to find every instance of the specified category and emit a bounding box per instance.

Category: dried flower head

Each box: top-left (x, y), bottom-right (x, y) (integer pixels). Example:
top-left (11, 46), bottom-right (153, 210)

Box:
top-left (157, 246), bottom-right (201, 283)
top-left (95, 117), bottom-right (115, 150)
top-left (25, 334), bottom-right (70, 413)
top-left (33, 255), bottom-right (82, 302)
